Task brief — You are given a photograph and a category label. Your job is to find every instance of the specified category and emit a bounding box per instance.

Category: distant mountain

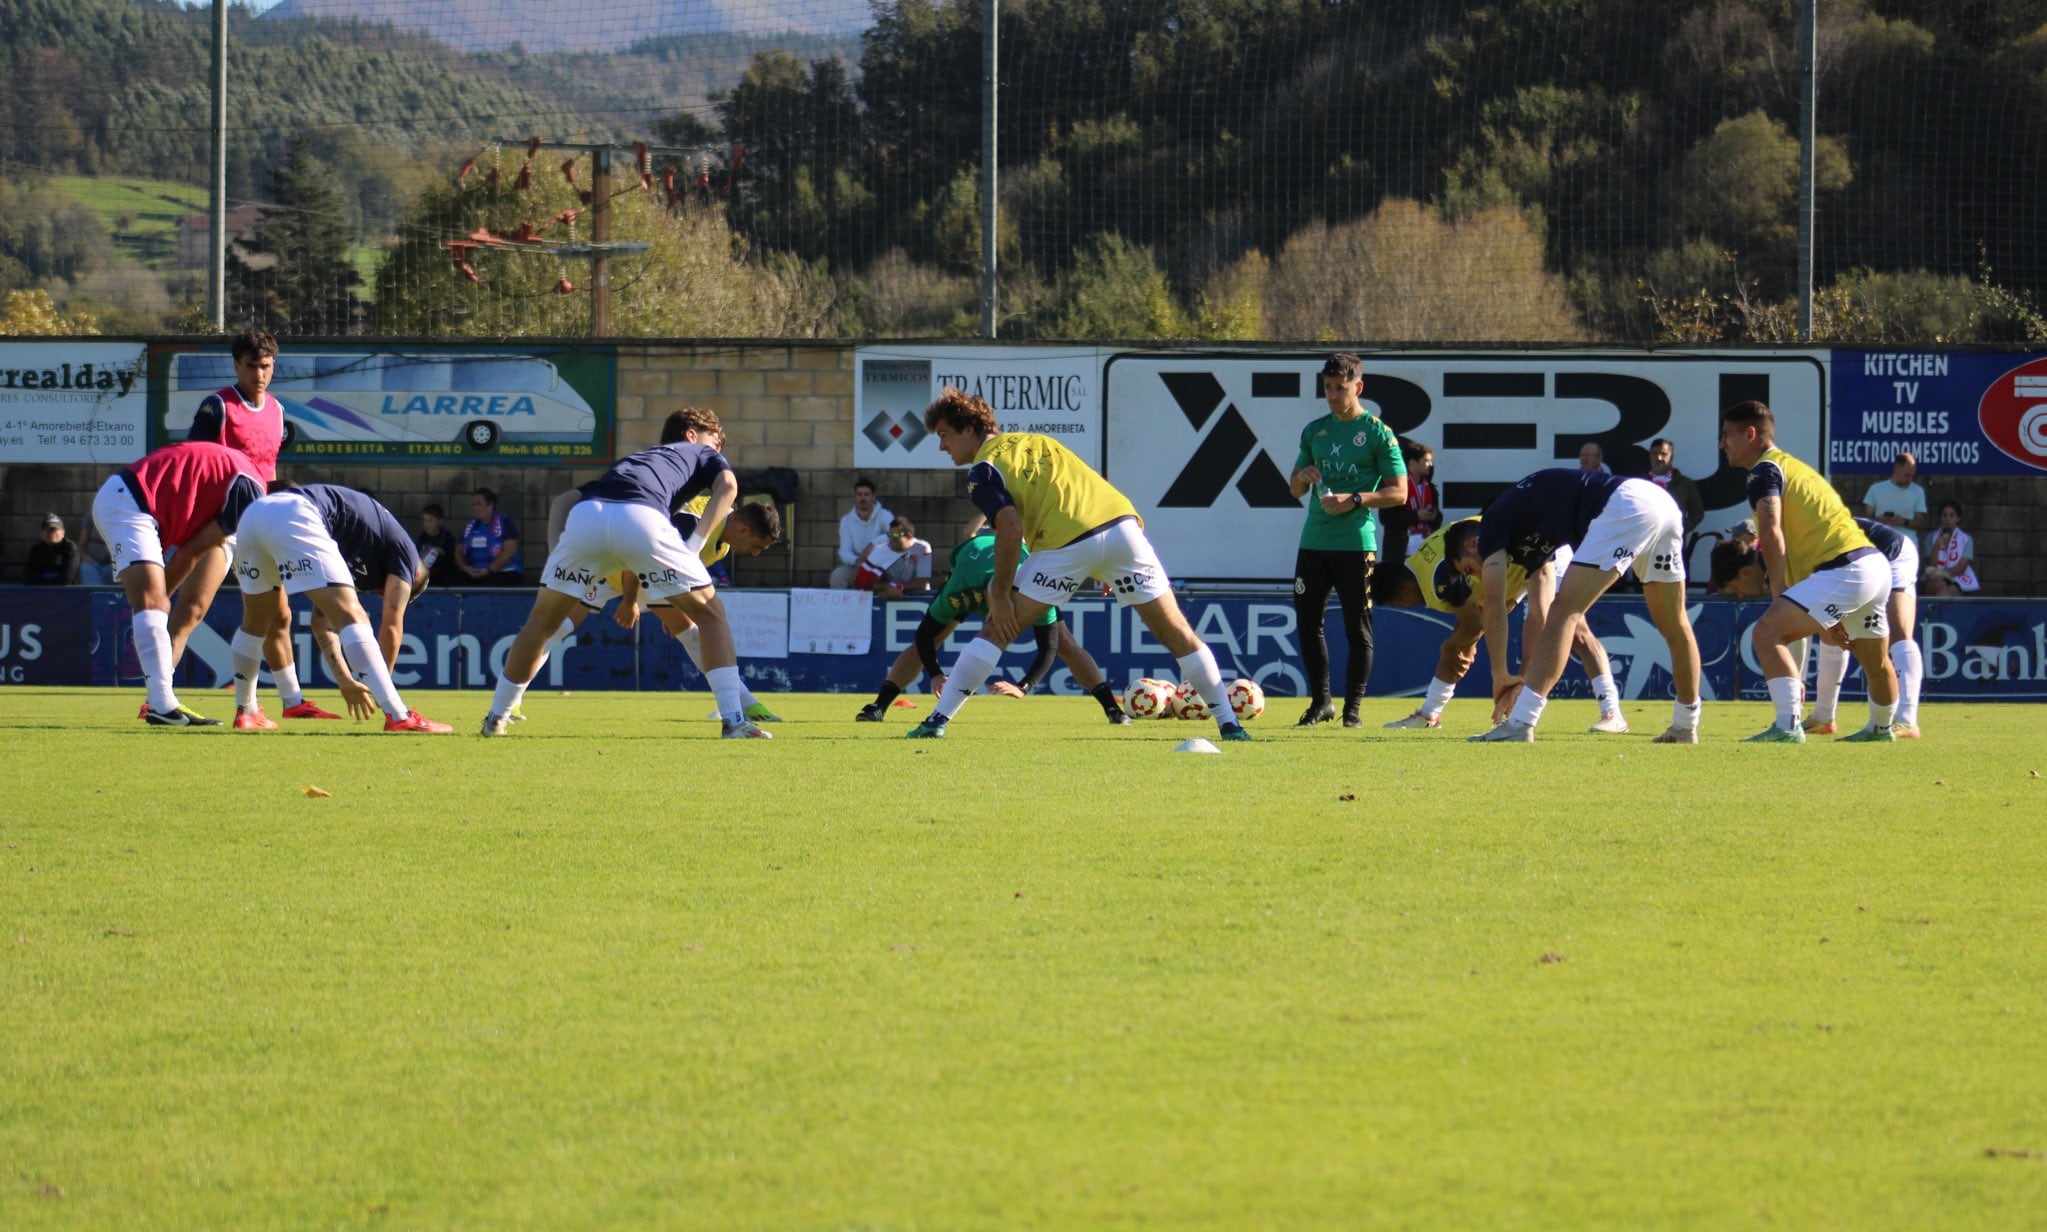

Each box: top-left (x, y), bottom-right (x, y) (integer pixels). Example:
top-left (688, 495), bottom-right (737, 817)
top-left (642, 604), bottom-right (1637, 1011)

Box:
top-left (262, 0), bottom-right (871, 53)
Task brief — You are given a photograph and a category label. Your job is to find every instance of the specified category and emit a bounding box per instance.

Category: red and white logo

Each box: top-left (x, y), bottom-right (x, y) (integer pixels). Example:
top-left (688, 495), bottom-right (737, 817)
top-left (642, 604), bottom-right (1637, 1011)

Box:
top-left (1979, 356), bottom-right (2047, 471)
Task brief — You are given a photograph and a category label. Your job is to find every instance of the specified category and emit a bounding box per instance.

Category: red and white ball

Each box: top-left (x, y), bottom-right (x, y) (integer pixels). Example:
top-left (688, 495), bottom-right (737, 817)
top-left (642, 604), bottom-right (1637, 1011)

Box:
top-left (1174, 680), bottom-right (1212, 721)
top-left (1226, 678), bottom-right (1266, 722)
top-left (1123, 678), bottom-right (1175, 719)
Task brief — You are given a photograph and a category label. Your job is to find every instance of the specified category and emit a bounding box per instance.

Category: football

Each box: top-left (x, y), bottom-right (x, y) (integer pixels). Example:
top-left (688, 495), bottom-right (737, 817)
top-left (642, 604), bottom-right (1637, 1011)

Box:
top-left (1174, 680), bottom-right (1211, 721)
top-left (1227, 678), bottom-right (1266, 722)
top-left (1124, 678), bottom-right (1175, 719)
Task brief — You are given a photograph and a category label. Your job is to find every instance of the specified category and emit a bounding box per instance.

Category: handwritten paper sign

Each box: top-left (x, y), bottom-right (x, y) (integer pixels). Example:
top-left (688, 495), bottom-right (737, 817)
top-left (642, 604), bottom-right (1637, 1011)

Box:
top-left (788, 588), bottom-right (873, 654)
top-left (719, 590), bottom-right (789, 659)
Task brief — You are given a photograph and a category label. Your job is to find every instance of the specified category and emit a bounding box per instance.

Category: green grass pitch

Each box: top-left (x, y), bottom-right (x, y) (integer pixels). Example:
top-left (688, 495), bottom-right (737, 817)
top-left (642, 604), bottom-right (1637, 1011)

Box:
top-left (4, 686), bottom-right (2044, 1228)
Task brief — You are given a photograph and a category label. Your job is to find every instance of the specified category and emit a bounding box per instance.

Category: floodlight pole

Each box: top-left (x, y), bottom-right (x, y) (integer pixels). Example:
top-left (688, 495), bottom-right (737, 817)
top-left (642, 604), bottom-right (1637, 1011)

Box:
top-left (1795, 0), bottom-right (1817, 341)
top-left (979, 0), bottom-right (999, 338)
top-left (592, 147), bottom-right (612, 336)
top-left (207, 0), bottom-right (227, 330)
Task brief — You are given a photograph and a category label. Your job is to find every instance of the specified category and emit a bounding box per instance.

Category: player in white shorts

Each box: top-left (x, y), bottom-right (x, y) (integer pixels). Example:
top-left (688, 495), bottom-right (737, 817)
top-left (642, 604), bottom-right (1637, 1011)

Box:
top-left (1807, 516), bottom-right (1923, 737)
top-left (483, 409), bottom-right (766, 739)
top-left (1386, 522), bottom-right (1631, 733)
top-left (231, 484), bottom-right (452, 733)
top-left (1457, 468), bottom-right (1703, 744)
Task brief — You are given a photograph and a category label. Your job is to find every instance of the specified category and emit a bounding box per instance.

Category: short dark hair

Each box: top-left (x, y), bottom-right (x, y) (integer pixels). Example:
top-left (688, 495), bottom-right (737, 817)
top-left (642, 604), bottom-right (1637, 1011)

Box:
top-left (1710, 539), bottom-right (1761, 588)
top-left (1722, 400), bottom-right (1775, 430)
top-left (1321, 352), bottom-right (1363, 385)
top-left (661, 406), bottom-right (724, 445)
top-left (1650, 437), bottom-right (1674, 451)
top-left (923, 388), bottom-right (999, 437)
top-left (230, 329), bottom-right (278, 363)
top-left (1937, 498), bottom-right (1963, 520)
top-left (853, 475), bottom-right (877, 493)
top-left (422, 503), bottom-right (445, 518)
top-left (1894, 450), bottom-right (1918, 467)
top-left (731, 500), bottom-right (782, 543)
top-left (472, 487), bottom-right (497, 506)
top-left (1442, 518), bottom-right (1481, 561)
top-left (889, 515), bottom-right (915, 534)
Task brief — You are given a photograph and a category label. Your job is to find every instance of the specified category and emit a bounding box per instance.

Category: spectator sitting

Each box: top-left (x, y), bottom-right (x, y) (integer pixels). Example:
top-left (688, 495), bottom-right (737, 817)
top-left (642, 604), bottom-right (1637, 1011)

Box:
top-left (1708, 539), bottom-right (1768, 597)
top-left (1921, 499), bottom-right (1979, 595)
top-left (459, 487), bottom-right (526, 586)
top-left (413, 503), bottom-right (460, 588)
top-left (22, 512), bottom-right (81, 585)
top-left (852, 516), bottom-right (934, 599)
top-left (829, 475), bottom-right (893, 589)
top-left (1861, 450), bottom-right (1929, 536)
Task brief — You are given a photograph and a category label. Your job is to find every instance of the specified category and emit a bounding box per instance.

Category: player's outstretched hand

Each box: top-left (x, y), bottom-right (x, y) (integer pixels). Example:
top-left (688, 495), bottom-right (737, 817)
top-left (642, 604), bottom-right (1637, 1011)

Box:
top-left (1491, 676), bottom-right (1524, 723)
top-left (340, 678), bottom-right (377, 721)
top-left (988, 680), bottom-right (1026, 698)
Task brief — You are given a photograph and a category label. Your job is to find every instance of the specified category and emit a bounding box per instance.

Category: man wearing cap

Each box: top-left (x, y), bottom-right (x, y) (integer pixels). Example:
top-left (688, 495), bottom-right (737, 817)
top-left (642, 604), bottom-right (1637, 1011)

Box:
top-left (22, 513), bottom-right (81, 585)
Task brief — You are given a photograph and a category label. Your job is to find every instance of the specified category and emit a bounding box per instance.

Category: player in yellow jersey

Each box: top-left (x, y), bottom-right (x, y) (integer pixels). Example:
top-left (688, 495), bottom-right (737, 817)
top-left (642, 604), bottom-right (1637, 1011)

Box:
top-left (1384, 517), bottom-right (1629, 732)
top-left (906, 388), bottom-right (1250, 741)
top-left (1719, 400), bottom-right (1898, 742)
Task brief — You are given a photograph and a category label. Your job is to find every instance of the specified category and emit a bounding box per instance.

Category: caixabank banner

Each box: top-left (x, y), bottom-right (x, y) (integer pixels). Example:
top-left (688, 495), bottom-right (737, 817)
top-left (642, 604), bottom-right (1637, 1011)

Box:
top-left (1831, 349), bottom-right (2047, 474)
top-left (147, 343), bottom-right (616, 463)
top-left (1102, 350), bottom-right (1826, 583)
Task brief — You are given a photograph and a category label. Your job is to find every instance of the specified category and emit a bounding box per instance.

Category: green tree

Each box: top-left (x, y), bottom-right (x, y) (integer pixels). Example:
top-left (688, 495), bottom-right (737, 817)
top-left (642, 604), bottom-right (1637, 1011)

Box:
top-left (228, 138), bottom-right (363, 335)
top-left (715, 51), bottom-right (869, 262)
top-left (1666, 111), bottom-right (1851, 299)
top-left (0, 288), bottom-right (98, 335)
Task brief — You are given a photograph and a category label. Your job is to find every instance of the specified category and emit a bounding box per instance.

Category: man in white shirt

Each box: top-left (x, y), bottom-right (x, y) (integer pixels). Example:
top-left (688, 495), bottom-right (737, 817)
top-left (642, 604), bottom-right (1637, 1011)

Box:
top-left (1860, 451), bottom-right (1929, 535)
top-left (829, 475), bottom-right (892, 588)
top-left (851, 515), bottom-right (935, 599)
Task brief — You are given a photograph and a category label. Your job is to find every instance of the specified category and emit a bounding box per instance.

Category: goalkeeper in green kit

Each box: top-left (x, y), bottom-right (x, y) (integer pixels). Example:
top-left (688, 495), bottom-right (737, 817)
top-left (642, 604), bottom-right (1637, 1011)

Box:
top-left (856, 526), bottom-right (1130, 724)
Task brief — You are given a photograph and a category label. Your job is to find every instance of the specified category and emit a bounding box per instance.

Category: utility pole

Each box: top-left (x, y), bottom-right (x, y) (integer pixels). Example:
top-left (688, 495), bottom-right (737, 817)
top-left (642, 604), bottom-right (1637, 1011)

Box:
top-left (487, 139), bottom-right (716, 337)
top-left (1796, 0), bottom-right (1817, 341)
top-left (207, 0), bottom-right (227, 330)
top-left (979, 0), bottom-right (999, 338)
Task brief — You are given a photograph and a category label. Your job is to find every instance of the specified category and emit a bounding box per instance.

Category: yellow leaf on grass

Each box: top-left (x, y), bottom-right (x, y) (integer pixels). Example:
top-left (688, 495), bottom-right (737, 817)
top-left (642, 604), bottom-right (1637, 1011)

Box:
top-left (302, 785), bottom-right (331, 799)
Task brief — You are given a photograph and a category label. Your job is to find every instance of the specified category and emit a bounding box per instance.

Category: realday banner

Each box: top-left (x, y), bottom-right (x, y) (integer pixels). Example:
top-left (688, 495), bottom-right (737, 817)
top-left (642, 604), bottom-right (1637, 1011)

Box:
top-left (0, 342), bottom-right (150, 463)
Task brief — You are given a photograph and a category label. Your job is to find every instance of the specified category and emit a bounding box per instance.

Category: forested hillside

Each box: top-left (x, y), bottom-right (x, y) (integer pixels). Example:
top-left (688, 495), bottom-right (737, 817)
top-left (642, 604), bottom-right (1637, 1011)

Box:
top-left (5, 0), bottom-right (2046, 344)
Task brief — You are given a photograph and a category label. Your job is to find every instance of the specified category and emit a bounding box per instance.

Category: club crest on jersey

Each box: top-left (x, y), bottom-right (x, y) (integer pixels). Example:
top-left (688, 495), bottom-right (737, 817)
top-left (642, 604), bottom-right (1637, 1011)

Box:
top-left (1353, 431), bottom-right (1370, 447)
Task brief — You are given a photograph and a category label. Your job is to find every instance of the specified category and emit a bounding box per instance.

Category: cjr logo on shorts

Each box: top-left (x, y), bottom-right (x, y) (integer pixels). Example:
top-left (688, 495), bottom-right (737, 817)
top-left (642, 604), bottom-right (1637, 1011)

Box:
top-left (1111, 574), bottom-right (1143, 596)
top-left (637, 568), bottom-right (683, 588)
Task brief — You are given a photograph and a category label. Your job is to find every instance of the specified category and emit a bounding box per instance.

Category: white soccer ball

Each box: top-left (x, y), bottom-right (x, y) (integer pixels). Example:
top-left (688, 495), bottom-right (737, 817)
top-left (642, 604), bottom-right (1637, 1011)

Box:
top-left (1123, 678), bottom-right (1174, 719)
top-left (1174, 680), bottom-right (1211, 721)
top-left (1227, 678), bottom-right (1266, 722)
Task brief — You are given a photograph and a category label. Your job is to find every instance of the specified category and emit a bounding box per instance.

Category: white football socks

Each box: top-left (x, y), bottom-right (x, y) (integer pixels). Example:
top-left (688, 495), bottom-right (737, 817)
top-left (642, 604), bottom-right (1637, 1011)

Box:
top-left (1590, 671), bottom-right (1621, 719)
top-left (231, 629), bottom-right (265, 711)
top-left (133, 607), bottom-right (178, 712)
top-left (678, 624), bottom-right (760, 709)
top-left (933, 637), bottom-right (1005, 721)
top-left (338, 622), bottom-right (408, 720)
top-left (1891, 639), bottom-right (1923, 728)
top-left (1420, 677), bottom-right (1456, 719)
top-left (1174, 646), bottom-right (1232, 731)
top-left (273, 659), bottom-right (305, 710)
top-left (1507, 685), bottom-right (1549, 729)
top-left (706, 665), bottom-right (747, 725)
top-left (1810, 642), bottom-right (1850, 723)
top-left (1767, 676), bottom-right (1802, 730)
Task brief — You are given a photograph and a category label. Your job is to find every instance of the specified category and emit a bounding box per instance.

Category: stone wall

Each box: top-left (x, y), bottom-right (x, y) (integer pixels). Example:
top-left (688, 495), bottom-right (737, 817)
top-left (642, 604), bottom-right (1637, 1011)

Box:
top-left (4, 340), bottom-right (2044, 595)
top-left (0, 343), bottom-right (981, 590)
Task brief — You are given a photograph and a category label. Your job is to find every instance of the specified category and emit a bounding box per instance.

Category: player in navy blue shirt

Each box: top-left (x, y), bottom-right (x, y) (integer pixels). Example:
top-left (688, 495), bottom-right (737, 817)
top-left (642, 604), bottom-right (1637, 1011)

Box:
top-left (1807, 515), bottom-right (1926, 738)
top-left (483, 406), bottom-right (768, 739)
top-left (1447, 466), bottom-right (1704, 743)
top-left (229, 483), bottom-right (451, 733)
